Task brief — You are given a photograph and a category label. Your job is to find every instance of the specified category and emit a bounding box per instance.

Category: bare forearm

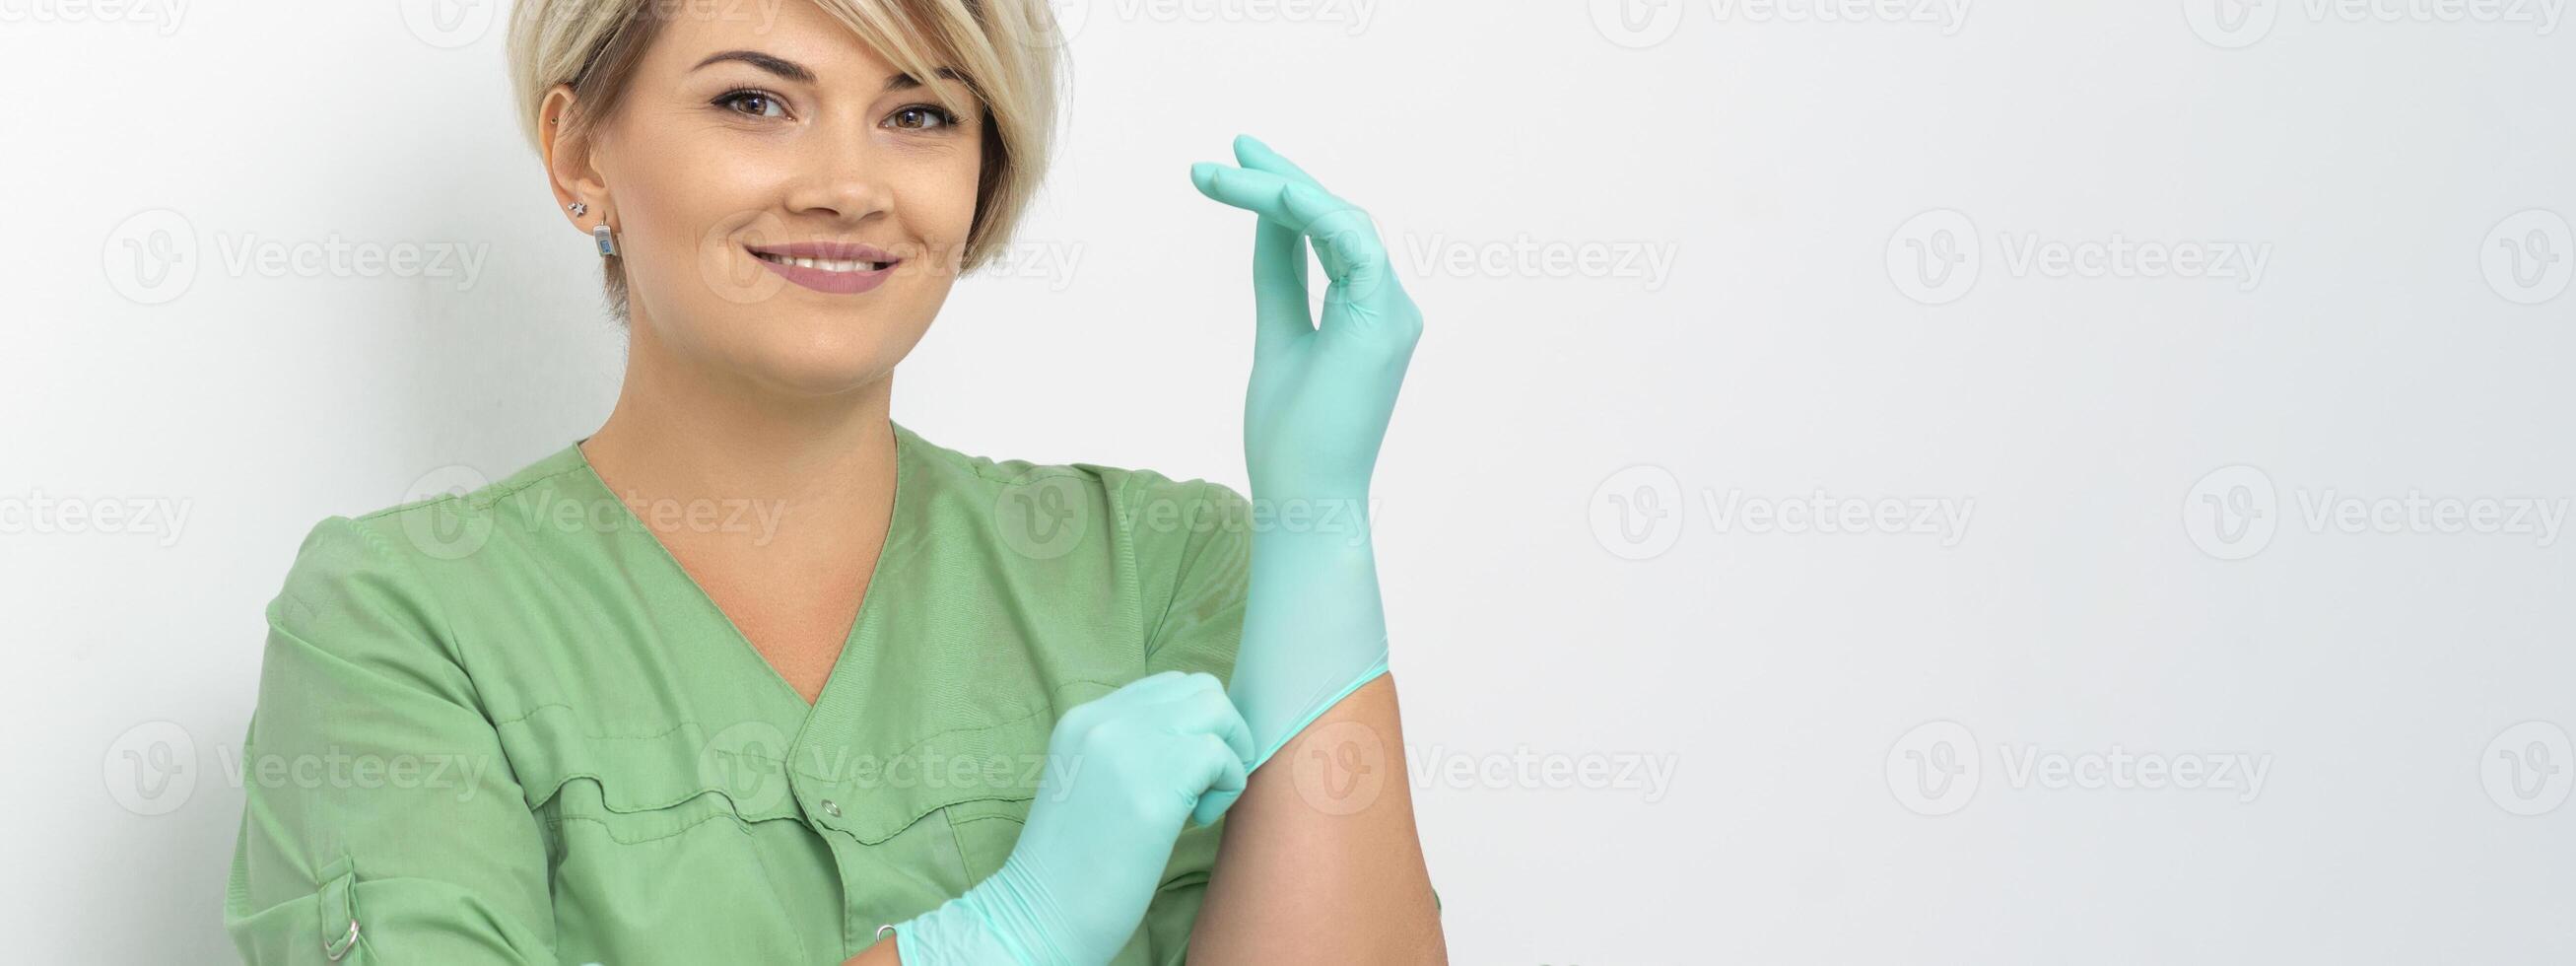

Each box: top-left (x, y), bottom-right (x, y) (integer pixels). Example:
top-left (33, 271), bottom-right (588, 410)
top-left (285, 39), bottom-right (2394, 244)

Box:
top-left (841, 935), bottom-right (898, 965)
top-left (1187, 673), bottom-right (1446, 963)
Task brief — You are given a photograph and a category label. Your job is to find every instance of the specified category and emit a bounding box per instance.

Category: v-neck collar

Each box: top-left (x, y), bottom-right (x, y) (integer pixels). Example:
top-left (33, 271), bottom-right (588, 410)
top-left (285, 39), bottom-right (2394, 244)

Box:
top-left (562, 420), bottom-right (922, 724)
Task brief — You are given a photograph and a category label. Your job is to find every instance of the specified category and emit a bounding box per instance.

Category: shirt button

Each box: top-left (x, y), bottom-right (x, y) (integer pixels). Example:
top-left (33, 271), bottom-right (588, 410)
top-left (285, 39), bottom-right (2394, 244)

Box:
top-left (820, 798), bottom-right (842, 817)
top-left (325, 918), bottom-right (360, 961)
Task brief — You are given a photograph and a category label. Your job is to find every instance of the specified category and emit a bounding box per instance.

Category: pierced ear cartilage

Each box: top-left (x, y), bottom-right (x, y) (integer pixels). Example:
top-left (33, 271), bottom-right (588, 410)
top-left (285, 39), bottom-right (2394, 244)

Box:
top-left (567, 202), bottom-right (588, 217)
top-left (594, 223), bottom-right (618, 258)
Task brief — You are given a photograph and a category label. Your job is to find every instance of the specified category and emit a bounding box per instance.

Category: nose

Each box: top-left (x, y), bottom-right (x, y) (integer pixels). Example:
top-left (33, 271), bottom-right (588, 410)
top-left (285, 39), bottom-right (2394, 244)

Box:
top-left (780, 127), bottom-right (895, 224)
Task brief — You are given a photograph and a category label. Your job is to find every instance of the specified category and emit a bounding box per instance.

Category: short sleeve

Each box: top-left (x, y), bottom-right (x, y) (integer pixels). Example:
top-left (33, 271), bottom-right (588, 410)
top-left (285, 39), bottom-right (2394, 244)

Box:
top-left (1119, 472), bottom-right (1252, 962)
top-left (224, 516), bottom-right (561, 964)
top-left (1126, 474), bottom-right (1253, 683)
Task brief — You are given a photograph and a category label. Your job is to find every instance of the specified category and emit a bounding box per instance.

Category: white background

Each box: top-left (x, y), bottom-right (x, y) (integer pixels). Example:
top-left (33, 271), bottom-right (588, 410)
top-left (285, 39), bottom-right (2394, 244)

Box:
top-left (5, 0), bottom-right (2574, 962)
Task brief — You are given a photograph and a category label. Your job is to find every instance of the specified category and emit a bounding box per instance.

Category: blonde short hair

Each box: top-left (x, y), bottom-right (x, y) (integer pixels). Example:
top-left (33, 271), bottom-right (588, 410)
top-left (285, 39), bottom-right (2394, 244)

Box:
top-left (506, 0), bottom-right (1065, 316)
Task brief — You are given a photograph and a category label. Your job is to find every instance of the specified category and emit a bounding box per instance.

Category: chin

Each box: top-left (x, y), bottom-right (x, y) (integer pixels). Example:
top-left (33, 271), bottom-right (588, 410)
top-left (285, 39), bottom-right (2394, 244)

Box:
top-left (730, 321), bottom-right (913, 398)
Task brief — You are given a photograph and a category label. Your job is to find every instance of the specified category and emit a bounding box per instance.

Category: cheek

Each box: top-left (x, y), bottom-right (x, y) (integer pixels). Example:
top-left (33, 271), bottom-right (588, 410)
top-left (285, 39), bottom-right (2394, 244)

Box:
top-left (623, 151), bottom-right (804, 311)
top-left (899, 157), bottom-right (984, 257)
top-left (638, 154), bottom-right (781, 253)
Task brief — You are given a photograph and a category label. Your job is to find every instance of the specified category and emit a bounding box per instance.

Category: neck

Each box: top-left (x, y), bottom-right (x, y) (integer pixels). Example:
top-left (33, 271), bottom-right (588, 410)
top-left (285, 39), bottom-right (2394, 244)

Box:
top-left (579, 319), bottom-right (899, 550)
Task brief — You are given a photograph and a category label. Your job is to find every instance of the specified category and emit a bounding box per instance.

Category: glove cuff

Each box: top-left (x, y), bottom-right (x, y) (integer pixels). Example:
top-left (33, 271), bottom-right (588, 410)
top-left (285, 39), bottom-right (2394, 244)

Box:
top-left (886, 852), bottom-right (1060, 966)
top-left (1245, 646), bottom-right (1391, 771)
top-left (883, 899), bottom-right (1023, 966)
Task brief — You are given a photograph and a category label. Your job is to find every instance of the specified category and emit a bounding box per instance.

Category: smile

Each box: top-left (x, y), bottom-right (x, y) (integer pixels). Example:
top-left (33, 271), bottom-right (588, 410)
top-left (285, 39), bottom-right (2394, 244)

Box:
top-left (752, 251), bottom-right (895, 272)
top-left (744, 242), bottom-right (903, 295)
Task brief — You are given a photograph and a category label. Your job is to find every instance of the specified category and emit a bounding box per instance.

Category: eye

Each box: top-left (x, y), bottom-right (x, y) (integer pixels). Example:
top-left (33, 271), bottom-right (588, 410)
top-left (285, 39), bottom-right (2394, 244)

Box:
top-left (713, 88), bottom-right (788, 119)
top-left (886, 104), bottom-right (962, 132)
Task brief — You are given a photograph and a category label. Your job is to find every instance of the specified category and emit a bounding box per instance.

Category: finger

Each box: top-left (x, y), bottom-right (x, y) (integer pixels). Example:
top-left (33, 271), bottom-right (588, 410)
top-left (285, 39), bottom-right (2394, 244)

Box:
top-left (1189, 165), bottom-right (1391, 307)
top-left (1188, 732), bottom-right (1251, 827)
top-left (1250, 212), bottom-right (1313, 351)
top-left (1231, 133), bottom-right (1326, 194)
top-left (1232, 137), bottom-right (1334, 347)
top-left (1224, 137), bottom-right (1325, 347)
top-left (1160, 678), bottom-right (1256, 767)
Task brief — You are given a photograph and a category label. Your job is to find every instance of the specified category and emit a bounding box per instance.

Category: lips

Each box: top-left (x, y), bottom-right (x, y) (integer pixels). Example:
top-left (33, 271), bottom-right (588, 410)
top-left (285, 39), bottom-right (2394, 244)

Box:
top-left (745, 241), bottom-right (902, 272)
top-left (744, 241), bottom-right (902, 295)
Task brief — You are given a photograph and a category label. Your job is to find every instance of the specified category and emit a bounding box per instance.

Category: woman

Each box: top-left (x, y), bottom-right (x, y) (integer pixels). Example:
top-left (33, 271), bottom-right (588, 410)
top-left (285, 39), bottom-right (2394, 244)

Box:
top-left (221, 0), bottom-right (1443, 963)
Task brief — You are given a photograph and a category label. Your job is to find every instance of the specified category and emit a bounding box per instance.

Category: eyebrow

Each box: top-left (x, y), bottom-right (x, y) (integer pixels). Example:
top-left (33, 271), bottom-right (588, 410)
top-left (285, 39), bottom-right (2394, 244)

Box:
top-left (691, 49), bottom-right (968, 94)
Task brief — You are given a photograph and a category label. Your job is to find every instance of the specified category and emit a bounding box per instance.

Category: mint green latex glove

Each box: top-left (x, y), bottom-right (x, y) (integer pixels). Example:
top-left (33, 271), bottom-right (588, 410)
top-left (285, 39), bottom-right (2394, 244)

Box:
top-left (1188, 134), bottom-right (1424, 769)
top-left (887, 671), bottom-right (1253, 965)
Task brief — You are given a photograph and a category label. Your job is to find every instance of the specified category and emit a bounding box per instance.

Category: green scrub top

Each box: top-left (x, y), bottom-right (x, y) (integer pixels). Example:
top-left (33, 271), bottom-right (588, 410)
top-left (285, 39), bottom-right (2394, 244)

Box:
top-left (224, 420), bottom-right (1257, 965)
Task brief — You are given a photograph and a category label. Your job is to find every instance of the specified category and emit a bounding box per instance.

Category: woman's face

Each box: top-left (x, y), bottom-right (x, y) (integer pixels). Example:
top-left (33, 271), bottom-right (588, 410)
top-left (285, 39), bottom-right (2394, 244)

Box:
top-left (572, 1), bottom-right (983, 397)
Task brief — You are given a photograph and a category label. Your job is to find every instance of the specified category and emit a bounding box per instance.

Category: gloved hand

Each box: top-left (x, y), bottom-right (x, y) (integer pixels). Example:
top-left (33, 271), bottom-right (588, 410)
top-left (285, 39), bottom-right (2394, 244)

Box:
top-left (1188, 134), bottom-right (1425, 768)
top-left (886, 671), bottom-right (1254, 965)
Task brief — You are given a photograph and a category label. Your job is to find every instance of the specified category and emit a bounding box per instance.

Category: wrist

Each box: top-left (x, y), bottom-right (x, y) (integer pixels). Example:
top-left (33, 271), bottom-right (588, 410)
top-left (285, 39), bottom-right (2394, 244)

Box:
top-left (890, 852), bottom-right (1062, 966)
top-left (884, 896), bottom-right (1024, 966)
top-left (1246, 468), bottom-right (1370, 506)
top-left (1239, 491), bottom-right (1378, 549)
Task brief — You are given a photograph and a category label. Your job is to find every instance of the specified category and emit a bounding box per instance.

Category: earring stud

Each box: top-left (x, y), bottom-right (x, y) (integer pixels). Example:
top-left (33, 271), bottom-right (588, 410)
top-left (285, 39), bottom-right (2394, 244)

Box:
top-left (567, 202), bottom-right (588, 217)
top-left (594, 223), bottom-right (618, 257)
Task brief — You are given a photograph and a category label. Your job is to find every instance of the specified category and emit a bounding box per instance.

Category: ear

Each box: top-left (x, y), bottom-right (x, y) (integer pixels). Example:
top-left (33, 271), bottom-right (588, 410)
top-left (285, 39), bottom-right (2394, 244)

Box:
top-left (539, 85), bottom-right (611, 234)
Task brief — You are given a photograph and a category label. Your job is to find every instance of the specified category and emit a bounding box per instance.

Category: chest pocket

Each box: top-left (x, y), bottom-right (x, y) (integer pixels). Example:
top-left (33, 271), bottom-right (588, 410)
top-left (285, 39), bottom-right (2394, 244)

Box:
top-left (781, 699), bottom-right (1055, 868)
top-left (488, 709), bottom-right (823, 964)
top-left (939, 797), bottom-right (1039, 881)
top-left (503, 700), bottom-right (1052, 832)
top-left (502, 700), bottom-right (1062, 953)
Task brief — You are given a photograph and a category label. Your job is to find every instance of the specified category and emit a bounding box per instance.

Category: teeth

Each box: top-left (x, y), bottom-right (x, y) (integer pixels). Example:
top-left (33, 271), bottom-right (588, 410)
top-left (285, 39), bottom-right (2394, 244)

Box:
top-left (756, 250), bottom-right (889, 273)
